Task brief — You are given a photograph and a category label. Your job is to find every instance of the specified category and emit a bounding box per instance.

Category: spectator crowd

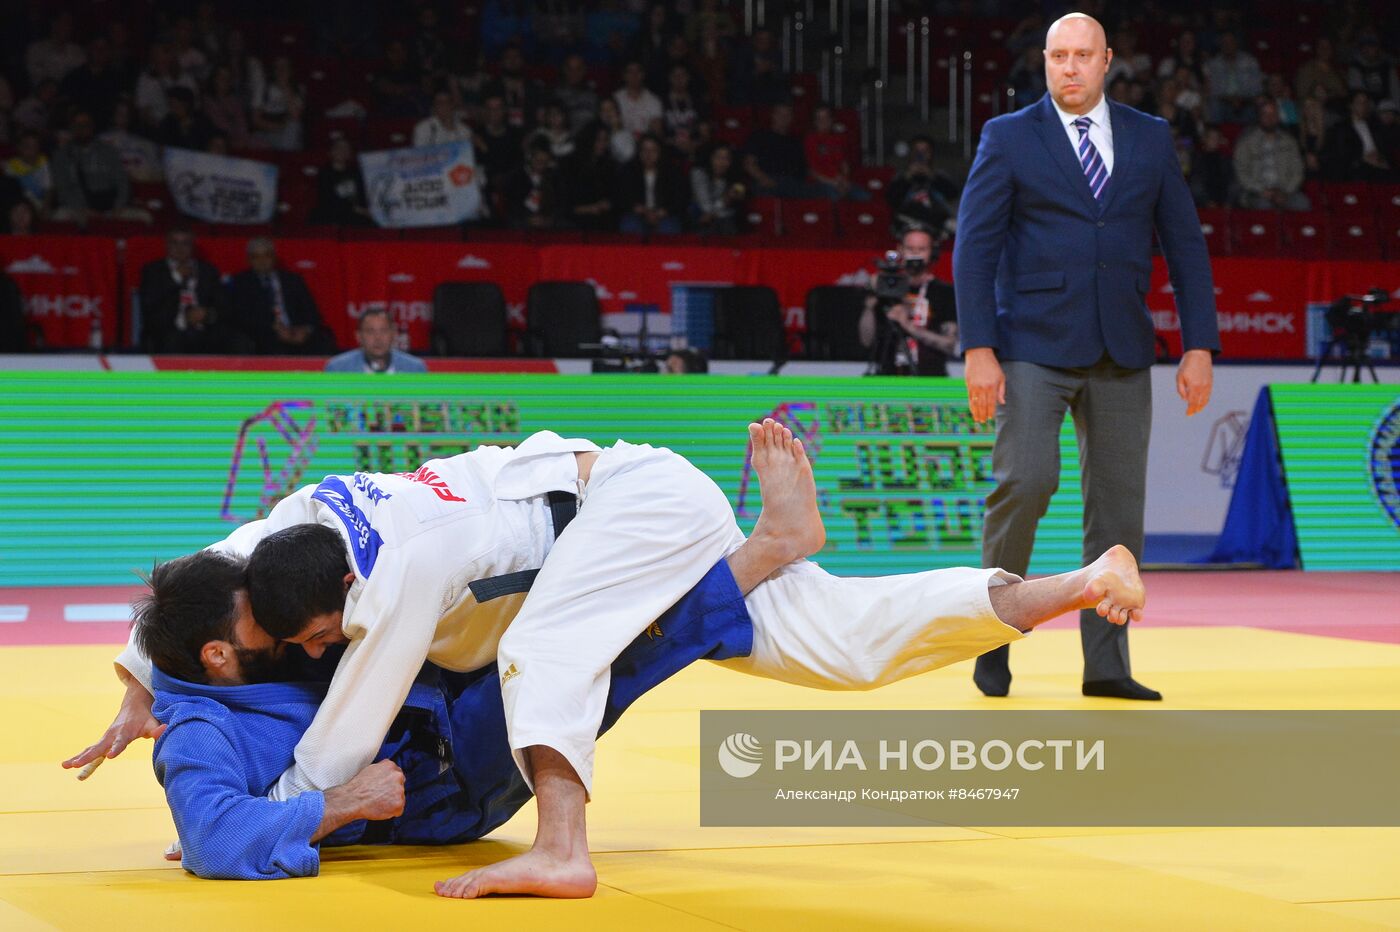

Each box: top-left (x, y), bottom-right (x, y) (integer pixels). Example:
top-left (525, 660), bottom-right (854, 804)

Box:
top-left (0, 0), bottom-right (1394, 242)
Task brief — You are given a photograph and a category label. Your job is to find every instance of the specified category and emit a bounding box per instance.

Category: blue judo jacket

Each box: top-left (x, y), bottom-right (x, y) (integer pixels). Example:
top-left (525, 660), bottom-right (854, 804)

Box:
top-left (151, 561), bottom-right (752, 880)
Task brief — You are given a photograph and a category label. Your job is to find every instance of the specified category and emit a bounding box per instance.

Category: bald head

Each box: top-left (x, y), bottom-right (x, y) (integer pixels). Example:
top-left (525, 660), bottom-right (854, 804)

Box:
top-left (1045, 13), bottom-right (1106, 49)
top-left (1044, 13), bottom-right (1112, 115)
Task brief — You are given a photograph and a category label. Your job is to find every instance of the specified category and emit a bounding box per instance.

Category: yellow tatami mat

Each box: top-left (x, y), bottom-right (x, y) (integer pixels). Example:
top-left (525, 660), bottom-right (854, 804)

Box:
top-left (3, 626), bottom-right (1398, 930)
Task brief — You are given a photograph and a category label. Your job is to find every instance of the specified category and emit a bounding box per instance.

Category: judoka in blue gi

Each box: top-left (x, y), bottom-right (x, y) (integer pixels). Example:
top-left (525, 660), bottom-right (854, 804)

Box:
top-left (148, 560), bottom-right (751, 880)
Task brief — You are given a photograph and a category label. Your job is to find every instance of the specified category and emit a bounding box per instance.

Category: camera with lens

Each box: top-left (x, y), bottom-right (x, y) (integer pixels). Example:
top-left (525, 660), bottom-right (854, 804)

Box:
top-left (587, 331), bottom-right (660, 373)
top-left (1326, 287), bottom-right (1391, 344)
top-left (1313, 287), bottom-right (1396, 384)
top-left (873, 250), bottom-right (928, 305)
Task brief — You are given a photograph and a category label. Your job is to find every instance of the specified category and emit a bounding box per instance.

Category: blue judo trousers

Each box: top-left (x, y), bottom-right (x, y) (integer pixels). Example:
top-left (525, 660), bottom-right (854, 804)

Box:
top-left (151, 561), bottom-right (752, 880)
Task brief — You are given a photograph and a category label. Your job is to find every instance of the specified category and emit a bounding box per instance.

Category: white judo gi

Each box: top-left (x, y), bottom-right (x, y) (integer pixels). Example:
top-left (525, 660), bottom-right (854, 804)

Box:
top-left (117, 431), bottom-right (1025, 799)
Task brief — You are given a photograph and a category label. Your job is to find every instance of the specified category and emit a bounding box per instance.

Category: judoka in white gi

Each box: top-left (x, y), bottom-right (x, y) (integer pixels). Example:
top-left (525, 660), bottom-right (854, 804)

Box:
top-left (65, 420), bottom-right (1146, 898)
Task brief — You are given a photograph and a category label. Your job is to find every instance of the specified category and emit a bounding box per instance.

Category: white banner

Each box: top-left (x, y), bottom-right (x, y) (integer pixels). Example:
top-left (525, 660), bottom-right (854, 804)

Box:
top-left (359, 141), bottom-right (484, 228)
top-left (163, 148), bottom-right (278, 224)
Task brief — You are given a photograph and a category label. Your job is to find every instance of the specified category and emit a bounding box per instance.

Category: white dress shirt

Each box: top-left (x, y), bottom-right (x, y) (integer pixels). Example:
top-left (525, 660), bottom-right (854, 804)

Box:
top-left (1051, 93), bottom-right (1115, 176)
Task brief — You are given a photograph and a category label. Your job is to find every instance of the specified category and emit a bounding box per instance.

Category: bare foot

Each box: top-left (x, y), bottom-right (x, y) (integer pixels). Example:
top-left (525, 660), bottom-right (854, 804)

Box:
top-left (1080, 545), bottom-right (1146, 626)
top-left (748, 418), bottom-right (825, 563)
top-left (434, 848), bottom-right (597, 900)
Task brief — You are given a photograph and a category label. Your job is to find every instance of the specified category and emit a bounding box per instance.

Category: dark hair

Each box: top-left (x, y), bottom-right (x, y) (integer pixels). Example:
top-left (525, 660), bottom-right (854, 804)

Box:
top-left (900, 222), bottom-right (935, 240)
top-left (133, 551), bottom-right (247, 684)
top-left (246, 524), bottom-right (350, 639)
top-left (357, 306), bottom-right (392, 329)
top-left (668, 348), bottom-right (708, 373)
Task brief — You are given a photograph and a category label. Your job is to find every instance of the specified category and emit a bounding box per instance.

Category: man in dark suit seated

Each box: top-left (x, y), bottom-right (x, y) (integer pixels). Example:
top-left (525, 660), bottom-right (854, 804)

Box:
top-left (954, 13), bottom-right (1220, 701)
top-left (1321, 91), bottom-right (1395, 182)
top-left (228, 238), bottom-right (337, 355)
top-left (138, 225), bottom-right (250, 354)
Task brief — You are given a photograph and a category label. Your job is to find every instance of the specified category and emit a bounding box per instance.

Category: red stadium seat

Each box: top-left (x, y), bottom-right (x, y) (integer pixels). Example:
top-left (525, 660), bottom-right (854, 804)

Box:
top-left (1328, 215), bottom-right (1383, 260)
top-left (754, 104), bottom-right (810, 136)
top-left (831, 107), bottom-right (860, 137)
top-left (782, 198), bottom-right (837, 243)
top-left (312, 117), bottom-right (365, 148)
top-left (1229, 209), bottom-right (1281, 257)
top-left (1321, 181), bottom-right (1373, 217)
top-left (1196, 207), bottom-right (1231, 256)
top-left (1280, 211), bottom-right (1328, 259)
top-left (970, 90), bottom-right (998, 137)
top-left (743, 196), bottom-right (782, 236)
top-left (1382, 212), bottom-right (1400, 260)
top-left (852, 165), bottom-right (896, 198)
top-left (837, 200), bottom-right (893, 245)
top-left (275, 150), bottom-right (325, 182)
top-left (713, 105), bottom-right (753, 148)
top-left (1371, 183), bottom-right (1400, 213)
top-left (276, 177), bottom-right (317, 227)
top-left (1251, 37), bottom-right (1283, 74)
top-left (131, 181), bottom-right (171, 219)
top-left (365, 118), bottom-right (418, 149)
top-left (713, 105), bottom-right (752, 130)
top-left (1378, 189), bottom-right (1400, 257)
top-left (977, 48), bottom-right (1012, 86)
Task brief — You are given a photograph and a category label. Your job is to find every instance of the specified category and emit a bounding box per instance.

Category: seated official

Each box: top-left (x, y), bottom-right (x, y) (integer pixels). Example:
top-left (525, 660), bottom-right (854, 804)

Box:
top-left (324, 308), bottom-right (426, 373)
top-left (138, 553), bottom-right (752, 880)
top-left (138, 226), bottom-right (251, 354)
top-left (228, 238), bottom-right (337, 355)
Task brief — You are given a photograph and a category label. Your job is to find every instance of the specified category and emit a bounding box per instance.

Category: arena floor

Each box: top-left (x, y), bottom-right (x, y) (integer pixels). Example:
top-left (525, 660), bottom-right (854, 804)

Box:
top-left (2, 571), bottom-right (1397, 930)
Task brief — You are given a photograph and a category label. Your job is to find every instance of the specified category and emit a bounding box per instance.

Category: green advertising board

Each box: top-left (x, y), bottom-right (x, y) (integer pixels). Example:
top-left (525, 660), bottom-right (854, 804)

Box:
top-left (1269, 383), bottom-right (1400, 571)
top-left (0, 372), bottom-right (1089, 587)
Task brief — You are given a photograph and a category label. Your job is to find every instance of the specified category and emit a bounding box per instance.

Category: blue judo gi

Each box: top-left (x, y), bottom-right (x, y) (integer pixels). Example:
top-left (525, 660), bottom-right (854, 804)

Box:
top-left (151, 561), bottom-right (752, 880)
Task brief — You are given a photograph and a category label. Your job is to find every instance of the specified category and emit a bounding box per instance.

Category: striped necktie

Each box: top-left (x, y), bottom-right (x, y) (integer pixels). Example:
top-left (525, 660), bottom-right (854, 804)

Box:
top-left (1074, 116), bottom-right (1108, 200)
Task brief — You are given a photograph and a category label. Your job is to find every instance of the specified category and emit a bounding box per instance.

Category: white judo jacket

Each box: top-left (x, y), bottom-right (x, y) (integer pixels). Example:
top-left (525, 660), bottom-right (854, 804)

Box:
top-left (117, 431), bottom-right (600, 800)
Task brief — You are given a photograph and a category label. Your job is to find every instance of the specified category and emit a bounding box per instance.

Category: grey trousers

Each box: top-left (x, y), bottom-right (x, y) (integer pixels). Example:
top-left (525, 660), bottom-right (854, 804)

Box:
top-left (979, 356), bottom-right (1152, 681)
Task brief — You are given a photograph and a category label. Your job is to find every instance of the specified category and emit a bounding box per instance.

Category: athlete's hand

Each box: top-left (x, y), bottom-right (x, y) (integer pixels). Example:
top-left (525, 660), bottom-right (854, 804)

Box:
top-left (1177, 349), bottom-right (1213, 417)
top-left (964, 347), bottom-right (1006, 424)
top-left (347, 760), bottom-right (406, 822)
top-left (61, 676), bottom-right (165, 778)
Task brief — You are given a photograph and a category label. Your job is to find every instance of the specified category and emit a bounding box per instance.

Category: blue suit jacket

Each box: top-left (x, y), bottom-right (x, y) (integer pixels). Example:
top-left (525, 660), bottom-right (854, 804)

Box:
top-left (323, 348), bottom-right (428, 373)
top-left (953, 95), bottom-right (1219, 369)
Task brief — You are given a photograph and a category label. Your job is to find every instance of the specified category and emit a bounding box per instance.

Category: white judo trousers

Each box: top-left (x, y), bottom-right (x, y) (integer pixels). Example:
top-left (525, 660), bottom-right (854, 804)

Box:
top-left (498, 441), bottom-right (1027, 795)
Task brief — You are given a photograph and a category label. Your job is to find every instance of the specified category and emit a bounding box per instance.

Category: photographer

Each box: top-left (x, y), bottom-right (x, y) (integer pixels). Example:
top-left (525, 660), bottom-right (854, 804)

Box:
top-left (859, 225), bottom-right (958, 376)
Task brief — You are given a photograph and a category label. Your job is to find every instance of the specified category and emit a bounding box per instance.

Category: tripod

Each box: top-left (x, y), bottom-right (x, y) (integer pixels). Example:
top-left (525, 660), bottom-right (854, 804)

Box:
top-left (1311, 295), bottom-right (1384, 384)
